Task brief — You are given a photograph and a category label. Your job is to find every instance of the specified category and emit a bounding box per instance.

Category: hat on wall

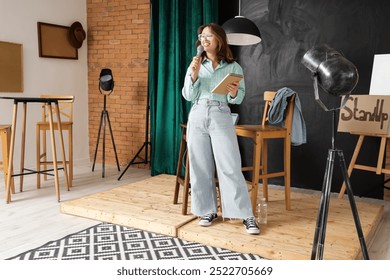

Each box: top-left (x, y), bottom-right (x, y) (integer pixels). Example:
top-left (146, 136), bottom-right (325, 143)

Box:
top-left (68, 21), bottom-right (86, 49)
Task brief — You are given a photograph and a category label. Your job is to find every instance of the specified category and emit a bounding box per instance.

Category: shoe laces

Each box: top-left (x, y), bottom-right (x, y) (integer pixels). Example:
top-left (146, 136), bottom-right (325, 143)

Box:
top-left (201, 213), bottom-right (216, 221)
top-left (245, 217), bottom-right (257, 228)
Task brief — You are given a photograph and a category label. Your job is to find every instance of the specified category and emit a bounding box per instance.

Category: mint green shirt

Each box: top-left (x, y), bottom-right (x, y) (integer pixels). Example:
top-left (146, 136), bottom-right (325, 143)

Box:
top-left (182, 58), bottom-right (245, 104)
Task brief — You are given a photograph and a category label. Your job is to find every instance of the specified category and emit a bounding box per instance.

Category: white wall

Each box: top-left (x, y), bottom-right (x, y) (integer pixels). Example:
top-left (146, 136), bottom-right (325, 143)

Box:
top-left (0, 0), bottom-right (89, 169)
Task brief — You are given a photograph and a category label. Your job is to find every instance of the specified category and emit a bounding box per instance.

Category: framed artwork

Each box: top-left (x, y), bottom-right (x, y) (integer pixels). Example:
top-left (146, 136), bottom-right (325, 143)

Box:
top-left (0, 41), bottom-right (23, 92)
top-left (37, 22), bottom-right (78, 59)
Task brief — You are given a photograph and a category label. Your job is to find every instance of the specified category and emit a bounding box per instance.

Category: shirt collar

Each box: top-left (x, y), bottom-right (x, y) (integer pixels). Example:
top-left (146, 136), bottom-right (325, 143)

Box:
top-left (203, 58), bottom-right (227, 70)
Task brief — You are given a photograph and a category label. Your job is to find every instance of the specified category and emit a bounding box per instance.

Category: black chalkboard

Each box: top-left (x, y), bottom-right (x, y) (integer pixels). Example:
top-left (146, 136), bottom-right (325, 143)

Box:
top-left (220, 0), bottom-right (390, 199)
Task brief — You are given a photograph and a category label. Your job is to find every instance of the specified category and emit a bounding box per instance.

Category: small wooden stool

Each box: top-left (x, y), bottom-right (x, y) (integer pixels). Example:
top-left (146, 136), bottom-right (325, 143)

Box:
top-left (0, 125), bottom-right (15, 193)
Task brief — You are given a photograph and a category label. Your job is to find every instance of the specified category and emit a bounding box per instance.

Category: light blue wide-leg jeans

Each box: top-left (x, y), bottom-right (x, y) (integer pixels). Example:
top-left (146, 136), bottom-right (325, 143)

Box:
top-left (187, 100), bottom-right (254, 219)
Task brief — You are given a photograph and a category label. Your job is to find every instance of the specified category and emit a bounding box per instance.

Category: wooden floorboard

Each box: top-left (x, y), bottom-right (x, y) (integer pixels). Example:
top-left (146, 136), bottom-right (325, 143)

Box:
top-left (60, 174), bottom-right (384, 260)
top-left (60, 175), bottom-right (197, 236)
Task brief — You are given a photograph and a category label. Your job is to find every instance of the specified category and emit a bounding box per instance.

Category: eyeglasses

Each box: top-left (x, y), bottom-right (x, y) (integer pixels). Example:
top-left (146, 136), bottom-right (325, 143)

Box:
top-left (198, 34), bottom-right (213, 41)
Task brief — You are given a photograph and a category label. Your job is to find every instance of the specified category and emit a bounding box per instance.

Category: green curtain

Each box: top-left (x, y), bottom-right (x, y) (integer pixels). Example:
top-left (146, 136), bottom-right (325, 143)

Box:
top-left (149, 0), bottom-right (218, 176)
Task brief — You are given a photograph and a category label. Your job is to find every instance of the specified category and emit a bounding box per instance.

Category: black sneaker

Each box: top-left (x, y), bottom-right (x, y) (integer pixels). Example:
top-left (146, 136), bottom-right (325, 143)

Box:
top-left (199, 213), bottom-right (218, 226)
top-left (243, 217), bottom-right (260, 235)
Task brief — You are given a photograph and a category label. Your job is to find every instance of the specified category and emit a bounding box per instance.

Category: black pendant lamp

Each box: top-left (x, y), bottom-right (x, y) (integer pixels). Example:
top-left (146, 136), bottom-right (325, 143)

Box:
top-left (222, 0), bottom-right (261, 46)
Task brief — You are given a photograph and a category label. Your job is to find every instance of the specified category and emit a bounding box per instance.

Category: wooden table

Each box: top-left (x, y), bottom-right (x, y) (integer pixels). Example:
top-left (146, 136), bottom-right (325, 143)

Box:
top-left (0, 96), bottom-right (71, 203)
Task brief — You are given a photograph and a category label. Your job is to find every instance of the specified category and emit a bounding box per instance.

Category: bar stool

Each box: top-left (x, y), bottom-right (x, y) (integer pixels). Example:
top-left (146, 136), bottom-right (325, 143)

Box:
top-left (36, 95), bottom-right (74, 190)
top-left (173, 124), bottom-right (190, 215)
top-left (235, 91), bottom-right (295, 211)
top-left (0, 125), bottom-right (15, 192)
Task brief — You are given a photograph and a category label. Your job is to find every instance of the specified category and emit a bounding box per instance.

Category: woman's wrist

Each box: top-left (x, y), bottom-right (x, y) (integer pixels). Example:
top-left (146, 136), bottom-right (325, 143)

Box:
top-left (229, 91), bottom-right (237, 99)
top-left (191, 73), bottom-right (198, 83)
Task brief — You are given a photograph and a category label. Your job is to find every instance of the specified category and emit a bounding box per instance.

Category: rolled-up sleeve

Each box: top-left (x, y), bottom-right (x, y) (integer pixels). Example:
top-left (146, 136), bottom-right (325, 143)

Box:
top-left (182, 68), bottom-right (200, 102)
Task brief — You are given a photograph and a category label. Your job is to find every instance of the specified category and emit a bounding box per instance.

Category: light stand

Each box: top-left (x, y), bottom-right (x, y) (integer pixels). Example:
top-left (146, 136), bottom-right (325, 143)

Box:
top-left (302, 45), bottom-right (369, 260)
top-left (118, 82), bottom-right (150, 181)
top-left (310, 80), bottom-right (369, 260)
top-left (92, 69), bottom-right (120, 178)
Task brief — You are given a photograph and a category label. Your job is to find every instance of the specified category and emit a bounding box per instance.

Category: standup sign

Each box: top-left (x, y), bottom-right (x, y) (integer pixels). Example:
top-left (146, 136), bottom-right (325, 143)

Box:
top-left (338, 95), bottom-right (390, 135)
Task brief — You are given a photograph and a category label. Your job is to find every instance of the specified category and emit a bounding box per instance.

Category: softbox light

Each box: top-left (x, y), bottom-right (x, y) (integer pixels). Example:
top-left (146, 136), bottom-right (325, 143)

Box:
top-left (302, 45), bottom-right (359, 111)
top-left (99, 68), bottom-right (114, 94)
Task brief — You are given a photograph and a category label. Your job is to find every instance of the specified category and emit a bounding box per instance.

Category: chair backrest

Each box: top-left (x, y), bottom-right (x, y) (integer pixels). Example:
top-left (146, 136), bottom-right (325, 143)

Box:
top-left (40, 95), bottom-right (75, 123)
top-left (262, 90), bottom-right (295, 134)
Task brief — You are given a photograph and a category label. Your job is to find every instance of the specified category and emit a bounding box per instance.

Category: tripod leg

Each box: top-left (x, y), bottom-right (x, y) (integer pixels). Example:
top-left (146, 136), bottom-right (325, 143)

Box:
top-left (337, 150), bottom-right (370, 260)
top-left (92, 110), bottom-right (104, 171)
top-left (118, 87), bottom-right (150, 181)
top-left (311, 149), bottom-right (335, 260)
top-left (105, 110), bottom-right (120, 171)
top-left (117, 142), bottom-right (146, 181)
top-left (102, 111), bottom-right (106, 178)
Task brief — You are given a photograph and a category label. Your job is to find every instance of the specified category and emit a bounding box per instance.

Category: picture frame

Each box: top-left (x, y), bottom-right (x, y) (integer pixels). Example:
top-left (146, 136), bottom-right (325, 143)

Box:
top-left (0, 41), bottom-right (23, 92)
top-left (37, 22), bottom-right (78, 59)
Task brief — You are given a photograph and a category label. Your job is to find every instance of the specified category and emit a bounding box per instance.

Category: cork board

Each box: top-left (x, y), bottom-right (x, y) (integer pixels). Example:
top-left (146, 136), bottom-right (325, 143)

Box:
top-left (0, 41), bottom-right (23, 92)
top-left (37, 22), bottom-right (78, 59)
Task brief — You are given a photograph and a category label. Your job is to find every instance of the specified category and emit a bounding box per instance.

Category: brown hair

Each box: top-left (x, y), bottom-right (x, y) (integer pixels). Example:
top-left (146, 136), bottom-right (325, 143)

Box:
top-left (196, 23), bottom-right (235, 64)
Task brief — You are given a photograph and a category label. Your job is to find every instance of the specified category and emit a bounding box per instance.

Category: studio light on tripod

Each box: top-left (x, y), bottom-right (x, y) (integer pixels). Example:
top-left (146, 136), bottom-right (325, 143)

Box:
top-left (301, 45), bottom-right (369, 260)
top-left (92, 68), bottom-right (120, 178)
top-left (99, 68), bottom-right (114, 94)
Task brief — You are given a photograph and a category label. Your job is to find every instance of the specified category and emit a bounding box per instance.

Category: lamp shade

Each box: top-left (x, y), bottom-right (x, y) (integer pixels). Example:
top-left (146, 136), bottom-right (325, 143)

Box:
top-left (302, 45), bottom-right (358, 96)
top-left (222, 16), bottom-right (261, 46)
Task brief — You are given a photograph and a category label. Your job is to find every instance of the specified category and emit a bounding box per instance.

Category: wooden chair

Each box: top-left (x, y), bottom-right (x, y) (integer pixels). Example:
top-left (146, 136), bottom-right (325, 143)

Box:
top-left (173, 124), bottom-right (191, 215)
top-left (235, 91), bottom-right (295, 211)
top-left (0, 124), bottom-right (15, 192)
top-left (36, 95), bottom-right (74, 189)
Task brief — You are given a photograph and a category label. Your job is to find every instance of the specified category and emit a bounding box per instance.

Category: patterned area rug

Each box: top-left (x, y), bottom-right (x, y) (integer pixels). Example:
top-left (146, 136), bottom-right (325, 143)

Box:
top-left (8, 223), bottom-right (263, 260)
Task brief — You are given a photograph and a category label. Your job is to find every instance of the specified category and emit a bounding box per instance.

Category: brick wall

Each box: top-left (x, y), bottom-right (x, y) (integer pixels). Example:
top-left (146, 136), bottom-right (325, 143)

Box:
top-left (87, 0), bottom-right (150, 169)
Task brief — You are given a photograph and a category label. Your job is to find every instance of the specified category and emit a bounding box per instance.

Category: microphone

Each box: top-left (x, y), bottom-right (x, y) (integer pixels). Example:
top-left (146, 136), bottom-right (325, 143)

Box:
top-left (192, 45), bottom-right (204, 70)
top-left (196, 45), bottom-right (204, 57)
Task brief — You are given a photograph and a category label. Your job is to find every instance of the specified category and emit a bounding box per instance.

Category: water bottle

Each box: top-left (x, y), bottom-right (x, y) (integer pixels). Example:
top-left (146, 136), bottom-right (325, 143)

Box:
top-left (257, 197), bottom-right (268, 224)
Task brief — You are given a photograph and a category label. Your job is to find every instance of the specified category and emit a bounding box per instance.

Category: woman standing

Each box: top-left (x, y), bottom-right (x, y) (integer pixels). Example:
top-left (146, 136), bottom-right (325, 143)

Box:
top-left (182, 23), bottom-right (259, 234)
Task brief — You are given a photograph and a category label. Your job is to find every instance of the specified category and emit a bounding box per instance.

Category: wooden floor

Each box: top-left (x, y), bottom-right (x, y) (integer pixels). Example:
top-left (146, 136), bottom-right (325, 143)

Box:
top-left (1, 163), bottom-right (390, 260)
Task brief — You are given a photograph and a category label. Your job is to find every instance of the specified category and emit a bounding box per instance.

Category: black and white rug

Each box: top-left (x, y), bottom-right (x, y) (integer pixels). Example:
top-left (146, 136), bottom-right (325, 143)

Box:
top-left (8, 223), bottom-right (263, 260)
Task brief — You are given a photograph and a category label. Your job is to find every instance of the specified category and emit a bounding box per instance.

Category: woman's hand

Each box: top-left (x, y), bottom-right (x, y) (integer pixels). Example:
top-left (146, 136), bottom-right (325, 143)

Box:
top-left (226, 81), bottom-right (239, 98)
top-left (190, 56), bottom-right (201, 82)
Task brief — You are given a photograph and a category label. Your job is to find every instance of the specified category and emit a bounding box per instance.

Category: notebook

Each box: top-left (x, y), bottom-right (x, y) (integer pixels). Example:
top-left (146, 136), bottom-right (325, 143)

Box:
top-left (211, 73), bottom-right (243, 94)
